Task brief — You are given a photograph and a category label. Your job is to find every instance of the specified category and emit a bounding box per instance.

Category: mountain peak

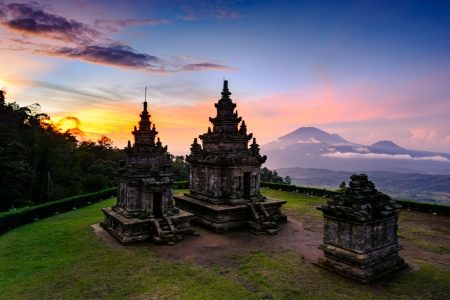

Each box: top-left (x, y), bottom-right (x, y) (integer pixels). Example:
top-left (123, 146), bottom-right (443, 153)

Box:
top-left (371, 140), bottom-right (403, 149)
top-left (278, 127), bottom-right (348, 144)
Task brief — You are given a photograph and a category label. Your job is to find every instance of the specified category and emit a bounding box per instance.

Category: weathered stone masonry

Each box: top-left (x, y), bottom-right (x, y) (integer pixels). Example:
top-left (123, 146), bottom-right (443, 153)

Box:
top-left (317, 174), bottom-right (407, 283)
top-left (175, 80), bottom-right (286, 234)
top-left (101, 98), bottom-right (194, 245)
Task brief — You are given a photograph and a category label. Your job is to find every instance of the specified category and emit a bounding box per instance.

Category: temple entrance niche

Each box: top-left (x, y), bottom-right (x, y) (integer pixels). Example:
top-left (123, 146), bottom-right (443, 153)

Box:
top-left (175, 80), bottom-right (287, 234)
top-left (243, 172), bottom-right (251, 199)
top-left (101, 95), bottom-right (195, 245)
top-left (152, 192), bottom-right (163, 218)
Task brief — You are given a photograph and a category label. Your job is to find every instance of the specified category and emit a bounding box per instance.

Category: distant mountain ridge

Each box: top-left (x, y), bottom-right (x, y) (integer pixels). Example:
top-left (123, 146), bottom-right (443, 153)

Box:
top-left (262, 127), bottom-right (450, 175)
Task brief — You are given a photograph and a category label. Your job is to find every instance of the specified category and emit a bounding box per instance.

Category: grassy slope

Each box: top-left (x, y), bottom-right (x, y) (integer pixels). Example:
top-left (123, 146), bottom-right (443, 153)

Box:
top-left (0, 190), bottom-right (449, 299)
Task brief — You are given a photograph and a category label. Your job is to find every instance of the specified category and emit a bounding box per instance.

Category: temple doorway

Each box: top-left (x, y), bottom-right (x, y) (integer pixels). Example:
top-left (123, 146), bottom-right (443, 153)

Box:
top-left (153, 192), bottom-right (163, 218)
top-left (243, 172), bottom-right (251, 199)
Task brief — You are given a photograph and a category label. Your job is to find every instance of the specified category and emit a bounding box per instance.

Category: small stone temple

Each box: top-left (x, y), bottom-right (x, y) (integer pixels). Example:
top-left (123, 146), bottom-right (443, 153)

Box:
top-left (101, 97), bottom-right (194, 245)
top-left (317, 174), bottom-right (407, 283)
top-left (174, 80), bottom-right (286, 234)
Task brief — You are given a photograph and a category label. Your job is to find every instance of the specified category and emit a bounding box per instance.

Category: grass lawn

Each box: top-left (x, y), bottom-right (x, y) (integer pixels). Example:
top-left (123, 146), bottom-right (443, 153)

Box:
top-left (0, 190), bottom-right (449, 299)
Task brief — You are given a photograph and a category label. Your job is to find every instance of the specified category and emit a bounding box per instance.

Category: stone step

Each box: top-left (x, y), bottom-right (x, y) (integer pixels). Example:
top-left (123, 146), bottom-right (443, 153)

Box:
top-left (248, 219), bottom-right (279, 235)
top-left (262, 221), bottom-right (277, 228)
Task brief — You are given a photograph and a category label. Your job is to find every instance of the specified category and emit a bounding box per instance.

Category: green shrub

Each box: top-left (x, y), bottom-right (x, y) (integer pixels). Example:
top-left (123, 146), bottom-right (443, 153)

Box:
top-left (0, 188), bottom-right (117, 234)
top-left (173, 180), bottom-right (189, 189)
top-left (396, 199), bottom-right (450, 215)
top-left (260, 181), bottom-right (338, 197)
top-left (3, 180), bottom-right (448, 236)
top-left (260, 181), bottom-right (450, 215)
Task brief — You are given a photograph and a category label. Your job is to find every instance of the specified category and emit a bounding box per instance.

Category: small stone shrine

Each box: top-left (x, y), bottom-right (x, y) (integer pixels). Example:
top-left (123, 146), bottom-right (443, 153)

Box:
top-left (174, 80), bottom-right (286, 234)
top-left (101, 96), bottom-right (194, 245)
top-left (317, 174), bottom-right (407, 282)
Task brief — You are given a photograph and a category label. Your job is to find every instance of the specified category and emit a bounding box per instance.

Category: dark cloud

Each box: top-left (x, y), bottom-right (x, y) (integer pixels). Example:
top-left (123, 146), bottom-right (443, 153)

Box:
top-left (95, 18), bottom-right (170, 28)
top-left (1, 2), bottom-right (233, 73)
top-left (3, 3), bottom-right (98, 43)
top-left (179, 1), bottom-right (241, 21)
top-left (181, 63), bottom-right (234, 71)
top-left (56, 115), bottom-right (85, 136)
top-left (50, 44), bottom-right (163, 70)
top-left (61, 115), bottom-right (81, 127)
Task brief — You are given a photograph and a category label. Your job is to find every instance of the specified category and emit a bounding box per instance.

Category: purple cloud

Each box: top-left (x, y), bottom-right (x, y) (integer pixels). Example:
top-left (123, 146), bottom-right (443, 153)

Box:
top-left (1, 2), bottom-right (233, 72)
top-left (179, 1), bottom-right (241, 21)
top-left (49, 44), bottom-right (163, 70)
top-left (3, 3), bottom-right (98, 43)
top-left (181, 63), bottom-right (235, 71)
top-left (95, 18), bottom-right (170, 28)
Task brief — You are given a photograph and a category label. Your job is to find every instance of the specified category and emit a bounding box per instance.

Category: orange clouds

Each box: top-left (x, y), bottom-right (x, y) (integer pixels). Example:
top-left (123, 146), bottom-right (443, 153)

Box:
top-left (59, 85), bottom-right (370, 153)
top-left (50, 99), bottom-right (213, 152)
top-left (46, 77), bottom-right (450, 154)
top-left (52, 103), bottom-right (135, 145)
top-left (43, 86), bottom-right (388, 153)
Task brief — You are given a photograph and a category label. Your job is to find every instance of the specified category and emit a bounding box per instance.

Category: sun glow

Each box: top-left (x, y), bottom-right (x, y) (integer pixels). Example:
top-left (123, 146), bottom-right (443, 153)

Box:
top-left (48, 101), bottom-right (214, 152)
top-left (0, 79), bottom-right (6, 89)
top-left (51, 105), bottom-right (138, 144)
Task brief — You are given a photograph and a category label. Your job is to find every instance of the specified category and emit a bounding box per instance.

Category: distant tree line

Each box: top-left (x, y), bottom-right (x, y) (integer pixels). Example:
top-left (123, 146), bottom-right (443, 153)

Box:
top-left (0, 90), bottom-right (195, 212)
top-left (0, 90), bottom-right (126, 212)
top-left (260, 167), bottom-right (291, 184)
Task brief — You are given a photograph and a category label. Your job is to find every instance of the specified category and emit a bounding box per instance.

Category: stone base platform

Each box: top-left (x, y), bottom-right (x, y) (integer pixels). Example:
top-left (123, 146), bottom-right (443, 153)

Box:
top-left (174, 194), bottom-right (287, 233)
top-left (101, 207), bottom-right (195, 245)
top-left (316, 243), bottom-right (408, 283)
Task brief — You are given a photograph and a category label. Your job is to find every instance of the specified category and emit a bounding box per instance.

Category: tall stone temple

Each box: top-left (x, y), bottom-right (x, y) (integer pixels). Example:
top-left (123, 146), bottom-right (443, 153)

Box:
top-left (175, 80), bottom-right (286, 234)
top-left (101, 97), bottom-right (194, 245)
top-left (317, 174), bottom-right (407, 283)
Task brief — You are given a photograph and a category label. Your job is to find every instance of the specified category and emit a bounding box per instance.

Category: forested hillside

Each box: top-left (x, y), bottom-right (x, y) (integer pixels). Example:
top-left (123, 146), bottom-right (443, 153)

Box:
top-left (0, 90), bottom-right (125, 212)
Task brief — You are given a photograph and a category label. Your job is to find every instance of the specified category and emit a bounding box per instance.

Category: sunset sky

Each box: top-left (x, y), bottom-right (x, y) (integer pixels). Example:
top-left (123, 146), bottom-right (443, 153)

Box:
top-left (1, 0), bottom-right (449, 154)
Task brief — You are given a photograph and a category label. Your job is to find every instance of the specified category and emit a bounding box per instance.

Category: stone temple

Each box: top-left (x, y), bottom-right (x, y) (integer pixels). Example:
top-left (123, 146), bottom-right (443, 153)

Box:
top-left (175, 80), bottom-right (287, 234)
top-left (101, 98), bottom-right (194, 245)
top-left (317, 174), bottom-right (407, 283)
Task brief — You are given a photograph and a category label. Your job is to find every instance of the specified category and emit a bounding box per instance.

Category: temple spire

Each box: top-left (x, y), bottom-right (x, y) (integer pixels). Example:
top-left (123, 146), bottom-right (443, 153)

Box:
top-left (221, 80), bottom-right (231, 98)
top-left (143, 86), bottom-right (148, 112)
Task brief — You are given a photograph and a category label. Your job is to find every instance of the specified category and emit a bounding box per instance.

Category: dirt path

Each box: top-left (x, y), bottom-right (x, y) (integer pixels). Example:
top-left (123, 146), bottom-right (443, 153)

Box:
top-left (92, 217), bottom-right (323, 265)
top-left (92, 211), bottom-right (450, 269)
top-left (150, 217), bottom-right (322, 265)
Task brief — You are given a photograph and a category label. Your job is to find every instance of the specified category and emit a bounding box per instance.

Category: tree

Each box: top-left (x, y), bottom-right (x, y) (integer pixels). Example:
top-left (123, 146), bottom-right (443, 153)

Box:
top-left (0, 87), bottom-right (126, 212)
top-left (260, 167), bottom-right (284, 183)
top-left (97, 135), bottom-right (113, 149)
top-left (284, 176), bottom-right (292, 184)
top-left (0, 90), bottom-right (5, 105)
top-left (338, 181), bottom-right (347, 192)
top-left (172, 155), bottom-right (189, 181)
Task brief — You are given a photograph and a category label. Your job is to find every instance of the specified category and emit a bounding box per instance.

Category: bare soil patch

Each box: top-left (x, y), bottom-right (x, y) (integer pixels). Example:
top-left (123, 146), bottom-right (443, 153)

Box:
top-left (93, 217), bottom-right (322, 265)
top-left (92, 210), bottom-right (450, 270)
